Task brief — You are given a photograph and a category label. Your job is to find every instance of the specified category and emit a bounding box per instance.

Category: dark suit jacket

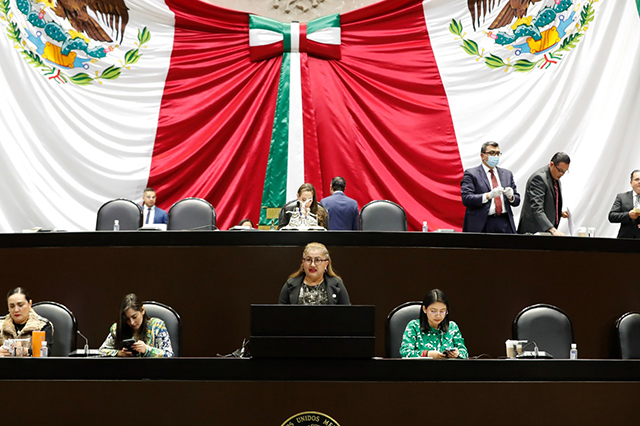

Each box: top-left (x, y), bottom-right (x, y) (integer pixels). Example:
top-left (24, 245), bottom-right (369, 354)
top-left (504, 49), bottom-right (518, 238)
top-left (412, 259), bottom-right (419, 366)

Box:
top-left (461, 165), bottom-right (520, 233)
top-left (518, 165), bottom-right (562, 234)
top-left (608, 191), bottom-right (640, 239)
top-left (278, 275), bottom-right (351, 305)
top-left (320, 192), bottom-right (359, 230)
top-left (142, 206), bottom-right (168, 225)
top-left (154, 207), bottom-right (168, 224)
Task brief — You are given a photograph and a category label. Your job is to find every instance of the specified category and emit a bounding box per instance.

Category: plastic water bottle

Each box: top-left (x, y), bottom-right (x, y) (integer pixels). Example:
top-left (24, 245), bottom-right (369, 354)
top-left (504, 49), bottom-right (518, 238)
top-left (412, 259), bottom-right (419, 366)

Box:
top-left (422, 221), bottom-right (428, 232)
top-left (113, 220), bottom-right (120, 231)
top-left (40, 341), bottom-right (48, 357)
top-left (569, 343), bottom-right (578, 359)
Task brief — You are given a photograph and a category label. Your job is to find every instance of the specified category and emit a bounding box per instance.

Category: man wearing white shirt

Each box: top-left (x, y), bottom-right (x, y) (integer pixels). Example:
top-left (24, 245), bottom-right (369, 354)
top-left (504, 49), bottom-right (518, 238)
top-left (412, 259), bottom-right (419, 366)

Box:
top-left (461, 141), bottom-right (520, 233)
top-left (142, 188), bottom-right (168, 225)
top-left (608, 169), bottom-right (640, 239)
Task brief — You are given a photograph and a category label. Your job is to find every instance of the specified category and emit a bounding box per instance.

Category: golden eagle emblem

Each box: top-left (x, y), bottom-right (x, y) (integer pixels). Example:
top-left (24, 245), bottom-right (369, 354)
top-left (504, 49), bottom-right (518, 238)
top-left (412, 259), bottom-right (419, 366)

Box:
top-left (54, 0), bottom-right (129, 42)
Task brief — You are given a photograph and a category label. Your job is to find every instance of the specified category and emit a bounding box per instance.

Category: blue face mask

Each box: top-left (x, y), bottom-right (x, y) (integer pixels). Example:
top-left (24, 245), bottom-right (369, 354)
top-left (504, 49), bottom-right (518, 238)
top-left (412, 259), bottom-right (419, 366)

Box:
top-left (486, 155), bottom-right (500, 168)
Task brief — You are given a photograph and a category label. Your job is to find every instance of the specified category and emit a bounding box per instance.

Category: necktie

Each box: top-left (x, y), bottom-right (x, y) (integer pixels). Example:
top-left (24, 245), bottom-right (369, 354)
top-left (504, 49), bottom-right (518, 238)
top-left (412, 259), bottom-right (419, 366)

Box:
top-left (146, 207), bottom-right (151, 224)
top-left (636, 194), bottom-right (640, 208)
top-left (554, 180), bottom-right (559, 226)
top-left (490, 170), bottom-right (502, 215)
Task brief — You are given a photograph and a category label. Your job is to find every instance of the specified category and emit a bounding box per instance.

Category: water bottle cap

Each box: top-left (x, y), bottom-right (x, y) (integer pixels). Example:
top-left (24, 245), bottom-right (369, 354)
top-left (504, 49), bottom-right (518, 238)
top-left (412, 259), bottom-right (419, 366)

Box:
top-left (114, 220), bottom-right (119, 224)
top-left (571, 343), bottom-right (576, 349)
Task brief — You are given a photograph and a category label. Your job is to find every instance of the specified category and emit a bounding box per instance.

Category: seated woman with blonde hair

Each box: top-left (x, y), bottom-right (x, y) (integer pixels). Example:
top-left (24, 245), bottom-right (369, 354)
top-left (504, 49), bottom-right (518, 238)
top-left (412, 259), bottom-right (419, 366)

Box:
top-left (99, 293), bottom-right (173, 357)
top-left (279, 242), bottom-right (350, 305)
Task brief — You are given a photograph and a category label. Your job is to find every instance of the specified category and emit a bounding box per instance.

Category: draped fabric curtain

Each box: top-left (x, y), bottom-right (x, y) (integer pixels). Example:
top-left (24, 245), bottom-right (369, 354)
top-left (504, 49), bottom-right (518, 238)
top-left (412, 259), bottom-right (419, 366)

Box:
top-left (2, 0), bottom-right (640, 234)
top-left (148, 1), bottom-right (281, 228)
top-left (148, 0), bottom-right (464, 231)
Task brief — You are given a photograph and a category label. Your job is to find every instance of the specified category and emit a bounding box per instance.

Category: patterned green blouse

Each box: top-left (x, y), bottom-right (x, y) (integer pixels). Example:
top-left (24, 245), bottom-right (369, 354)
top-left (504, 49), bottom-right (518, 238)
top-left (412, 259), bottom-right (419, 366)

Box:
top-left (400, 319), bottom-right (468, 358)
top-left (99, 317), bottom-right (174, 357)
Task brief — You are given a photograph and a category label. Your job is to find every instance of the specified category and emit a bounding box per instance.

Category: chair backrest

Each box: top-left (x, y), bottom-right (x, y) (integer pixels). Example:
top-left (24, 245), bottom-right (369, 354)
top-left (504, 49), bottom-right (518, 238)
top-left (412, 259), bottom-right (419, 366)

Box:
top-left (96, 198), bottom-right (143, 230)
top-left (616, 312), bottom-right (640, 359)
top-left (167, 198), bottom-right (216, 230)
top-left (32, 301), bottom-right (77, 357)
top-left (359, 200), bottom-right (407, 231)
top-left (513, 304), bottom-right (574, 359)
top-left (143, 301), bottom-right (181, 356)
top-left (385, 301), bottom-right (422, 358)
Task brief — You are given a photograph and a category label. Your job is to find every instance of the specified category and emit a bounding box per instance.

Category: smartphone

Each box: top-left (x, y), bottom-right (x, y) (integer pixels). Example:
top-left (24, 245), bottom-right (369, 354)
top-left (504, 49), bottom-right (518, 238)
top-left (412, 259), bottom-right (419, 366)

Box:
top-left (122, 338), bottom-right (136, 352)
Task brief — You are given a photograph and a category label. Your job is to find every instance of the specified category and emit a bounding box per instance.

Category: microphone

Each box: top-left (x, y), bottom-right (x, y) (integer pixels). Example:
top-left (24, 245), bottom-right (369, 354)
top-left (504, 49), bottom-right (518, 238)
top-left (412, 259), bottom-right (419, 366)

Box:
top-left (77, 330), bottom-right (89, 357)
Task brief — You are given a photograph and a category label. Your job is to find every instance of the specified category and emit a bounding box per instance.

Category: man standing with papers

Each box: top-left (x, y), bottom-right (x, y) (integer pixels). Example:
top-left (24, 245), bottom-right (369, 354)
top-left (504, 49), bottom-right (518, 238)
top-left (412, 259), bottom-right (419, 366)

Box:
top-left (518, 152), bottom-right (571, 236)
top-left (461, 141), bottom-right (520, 233)
top-left (608, 169), bottom-right (640, 239)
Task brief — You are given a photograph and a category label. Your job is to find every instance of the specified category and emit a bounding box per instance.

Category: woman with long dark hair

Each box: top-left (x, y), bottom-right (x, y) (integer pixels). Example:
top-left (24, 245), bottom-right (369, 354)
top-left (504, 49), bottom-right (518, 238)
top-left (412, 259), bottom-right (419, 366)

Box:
top-left (278, 183), bottom-right (329, 229)
top-left (400, 289), bottom-right (468, 358)
top-left (99, 293), bottom-right (173, 357)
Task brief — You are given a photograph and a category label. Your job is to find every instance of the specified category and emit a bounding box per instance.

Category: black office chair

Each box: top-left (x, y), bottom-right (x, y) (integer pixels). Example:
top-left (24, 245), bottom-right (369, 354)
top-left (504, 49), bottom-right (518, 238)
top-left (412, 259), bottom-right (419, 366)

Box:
top-left (32, 301), bottom-right (77, 357)
top-left (167, 198), bottom-right (216, 230)
top-left (359, 200), bottom-right (407, 231)
top-left (143, 301), bottom-right (182, 357)
top-left (385, 301), bottom-right (422, 358)
top-left (96, 198), bottom-right (143, 230)
top-left (616, 312), bottom-right (640, 359)
top-left (513, 304), bottom-right (574, 359)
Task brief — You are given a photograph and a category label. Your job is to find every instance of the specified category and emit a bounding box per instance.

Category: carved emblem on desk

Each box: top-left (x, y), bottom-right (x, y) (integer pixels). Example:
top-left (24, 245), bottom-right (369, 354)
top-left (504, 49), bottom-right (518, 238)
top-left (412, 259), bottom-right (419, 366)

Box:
top-left (281, 411), bottom-right (340, 426)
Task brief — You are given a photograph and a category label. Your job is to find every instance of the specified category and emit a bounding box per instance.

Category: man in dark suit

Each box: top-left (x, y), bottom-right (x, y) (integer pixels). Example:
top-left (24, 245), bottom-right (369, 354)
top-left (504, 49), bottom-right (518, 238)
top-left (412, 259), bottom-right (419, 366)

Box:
top-left (608, 169), bottom-right (640, 239)
top-left (320, 177), bottom-right (359, 230)
top-left (141, 187), bottom-right (168, 225)
top-left (517, 152), bottom-right (571, 236)
top-left (461, 141), bottom-right (520, 233)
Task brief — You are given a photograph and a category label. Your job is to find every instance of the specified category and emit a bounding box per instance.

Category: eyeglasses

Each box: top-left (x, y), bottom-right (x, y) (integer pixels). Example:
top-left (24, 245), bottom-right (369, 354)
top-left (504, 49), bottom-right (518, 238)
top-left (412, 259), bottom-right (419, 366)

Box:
top-left (303, 257), bottom-right (328, 265)
top-left (483, 151), bottom-right (502, 157)
top-left (427, 309), bottom-right (448, 317)
top-left (555, 165), bottom-right (569, 175)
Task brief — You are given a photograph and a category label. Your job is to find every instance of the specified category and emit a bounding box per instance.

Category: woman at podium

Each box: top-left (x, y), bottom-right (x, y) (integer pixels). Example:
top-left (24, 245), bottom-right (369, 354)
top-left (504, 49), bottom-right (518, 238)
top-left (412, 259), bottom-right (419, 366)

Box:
top-left (400, 289), bottom-right (468, 359)
top-left (279, 242), bottom-right (350, 305)
top-left (99, 293), bottom-right (173, 357)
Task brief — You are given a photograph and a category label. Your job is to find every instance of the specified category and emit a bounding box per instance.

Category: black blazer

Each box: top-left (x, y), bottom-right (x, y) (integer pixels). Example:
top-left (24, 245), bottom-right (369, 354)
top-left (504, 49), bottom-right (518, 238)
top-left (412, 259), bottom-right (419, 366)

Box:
top-left (278, 275), bottom-right (350, 305)
top-left (608, 191), bottom-right (640, 239)
top-left (518, 165), bottom-right (562, 234)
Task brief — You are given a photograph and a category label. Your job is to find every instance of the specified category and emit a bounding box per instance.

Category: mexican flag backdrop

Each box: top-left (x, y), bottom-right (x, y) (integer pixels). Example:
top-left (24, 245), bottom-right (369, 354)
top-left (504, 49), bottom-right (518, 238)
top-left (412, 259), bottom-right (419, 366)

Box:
top-left (1, 0), bottom-right (639, 234)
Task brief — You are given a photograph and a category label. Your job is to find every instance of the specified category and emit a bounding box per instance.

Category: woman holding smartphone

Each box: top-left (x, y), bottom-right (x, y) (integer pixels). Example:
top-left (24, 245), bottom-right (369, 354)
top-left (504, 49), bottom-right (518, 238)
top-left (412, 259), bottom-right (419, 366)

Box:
top-left (400, 289), bottom-right (468, 359)
top-left (99, 293), bottom-right (173, 357)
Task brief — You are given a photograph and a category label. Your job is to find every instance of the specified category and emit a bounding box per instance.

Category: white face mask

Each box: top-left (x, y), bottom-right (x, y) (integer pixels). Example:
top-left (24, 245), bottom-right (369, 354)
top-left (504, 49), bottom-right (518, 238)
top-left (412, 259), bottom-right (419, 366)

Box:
top-left (486, 156), bottom-right (500, 168)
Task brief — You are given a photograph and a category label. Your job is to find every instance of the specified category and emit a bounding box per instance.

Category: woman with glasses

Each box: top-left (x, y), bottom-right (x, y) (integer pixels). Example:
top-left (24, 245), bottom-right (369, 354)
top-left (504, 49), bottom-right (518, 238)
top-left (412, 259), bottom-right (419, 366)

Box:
top-left (278, 242), bottom-right (350, 305)
top-left (400, 289), bottom-right (468, 358)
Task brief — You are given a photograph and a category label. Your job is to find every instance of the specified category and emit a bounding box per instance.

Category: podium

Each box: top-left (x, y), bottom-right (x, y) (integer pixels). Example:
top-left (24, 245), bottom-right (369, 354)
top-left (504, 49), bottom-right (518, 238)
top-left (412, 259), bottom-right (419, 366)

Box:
top-left (250, 305), bottom-right (375, 358)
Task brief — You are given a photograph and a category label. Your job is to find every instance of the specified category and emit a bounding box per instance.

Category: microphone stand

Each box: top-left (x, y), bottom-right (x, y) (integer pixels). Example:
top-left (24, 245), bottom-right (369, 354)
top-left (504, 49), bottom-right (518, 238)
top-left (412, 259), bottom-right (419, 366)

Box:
top-left (77, 330), bottom-right (89, 357)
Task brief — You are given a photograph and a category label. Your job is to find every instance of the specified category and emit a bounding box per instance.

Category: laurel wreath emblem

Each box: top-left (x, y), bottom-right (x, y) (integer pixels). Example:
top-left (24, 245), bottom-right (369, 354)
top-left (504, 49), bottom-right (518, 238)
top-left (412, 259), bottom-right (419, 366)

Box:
top-left (1, 0), bottom-right (150, 85)
top-left (449, 0), bottom-right (596, 72)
